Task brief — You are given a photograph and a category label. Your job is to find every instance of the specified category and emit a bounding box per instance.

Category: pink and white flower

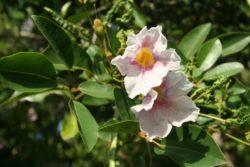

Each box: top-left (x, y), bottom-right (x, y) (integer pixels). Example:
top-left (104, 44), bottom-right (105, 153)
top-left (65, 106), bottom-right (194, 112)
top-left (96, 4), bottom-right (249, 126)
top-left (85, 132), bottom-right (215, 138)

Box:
top-left (131, 71), bottom-right (199, 141)
top-left (111, 26), bottom-right (181, 99)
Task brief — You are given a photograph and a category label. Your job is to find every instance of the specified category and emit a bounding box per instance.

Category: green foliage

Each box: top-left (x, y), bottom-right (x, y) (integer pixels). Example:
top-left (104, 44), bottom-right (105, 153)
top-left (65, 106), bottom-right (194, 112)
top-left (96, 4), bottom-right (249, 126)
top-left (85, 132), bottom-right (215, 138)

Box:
top-left (99, 120), bottom-right (139, 134)
top-left (154, 125), bottom-right (226, 167)
top-left (203, 62), bottom-right (245, 80)
top-left (0, 0), bottom-right (249, 166)
top-left (0, 52), bottom-right (56, 92)
top-left (114, 88), bottom-right (134, 120)
top-left (60, 112), bottom-right (78, 141)
top-left (178, 23), bottom-right (211, 60)
top-left (78, 81), bottom-right (115, 100)
top-left (32, 15), bottom-right (73, 68)
top-left (196, 38), bottom-right (222, 72)
top-left (220, 32), bottom-right (250, 56)
top-left (69, 101), bottom-right (98, 152)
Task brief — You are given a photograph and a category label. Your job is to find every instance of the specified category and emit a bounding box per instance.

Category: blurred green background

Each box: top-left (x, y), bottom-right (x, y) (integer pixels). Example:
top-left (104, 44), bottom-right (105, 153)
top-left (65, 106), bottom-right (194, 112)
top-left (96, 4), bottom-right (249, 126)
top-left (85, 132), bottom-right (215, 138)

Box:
top-left (0, 0), bottom-right (249, 166)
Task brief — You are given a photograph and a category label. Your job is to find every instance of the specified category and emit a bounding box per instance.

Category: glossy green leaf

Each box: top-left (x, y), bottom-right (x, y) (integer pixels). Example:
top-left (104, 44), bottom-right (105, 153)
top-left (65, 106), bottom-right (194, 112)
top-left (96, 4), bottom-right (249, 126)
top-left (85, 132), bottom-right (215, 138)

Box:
top-left (220, 32), bottom-right (250, 56)
top-left (154, 125), bottom-right (226, 167)
top-left (61, 112), bottom-right (78, 141)
top-left (114, 88), bottom-right (133, 120)
top-left (99, 120), bottom-right (139, 134)
top-left (196, 38), bottom-right (222, 71)
top-left (69, 101), bottom-right (98, 152)
top-left (178, 23), bottom-right (211, 60)
top-left (82, 95), bottom-right (111, 106)
top-left (0, 52), bottom-right (56, 92)
top-left (203, 62), bottom-right (244, 80)
top-left (32, 15), bottom-right (73, 68)
top-left (78, 81), bottom-right (114, 100)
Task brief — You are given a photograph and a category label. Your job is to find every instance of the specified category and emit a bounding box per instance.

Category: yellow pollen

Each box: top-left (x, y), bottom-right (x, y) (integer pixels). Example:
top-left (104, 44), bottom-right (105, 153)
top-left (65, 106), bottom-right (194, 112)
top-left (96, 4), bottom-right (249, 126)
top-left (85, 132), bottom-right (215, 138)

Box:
top-left (135, 48), bottom-right (155, 68)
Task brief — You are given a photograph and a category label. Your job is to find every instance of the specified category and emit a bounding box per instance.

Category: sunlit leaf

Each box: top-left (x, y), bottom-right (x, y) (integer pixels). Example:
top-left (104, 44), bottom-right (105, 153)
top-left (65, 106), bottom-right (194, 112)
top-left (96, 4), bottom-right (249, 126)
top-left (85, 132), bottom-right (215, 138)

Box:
top-left (196, 38), bottom-right (222, 71)
top-left (220, 32), bottom-right (250, 56)
top-left (61, 112), bottom-right (78, 141)
top-left (203, 62), bottom-right (244, 80)
top-left (178, 23), bottom-right (211, 60)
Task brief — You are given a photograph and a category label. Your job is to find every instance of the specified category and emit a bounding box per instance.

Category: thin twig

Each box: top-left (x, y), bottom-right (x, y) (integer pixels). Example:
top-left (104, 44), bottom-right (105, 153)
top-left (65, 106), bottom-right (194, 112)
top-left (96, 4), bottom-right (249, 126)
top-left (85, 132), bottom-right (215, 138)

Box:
top-left (199, 113), bottom-right (227, 124)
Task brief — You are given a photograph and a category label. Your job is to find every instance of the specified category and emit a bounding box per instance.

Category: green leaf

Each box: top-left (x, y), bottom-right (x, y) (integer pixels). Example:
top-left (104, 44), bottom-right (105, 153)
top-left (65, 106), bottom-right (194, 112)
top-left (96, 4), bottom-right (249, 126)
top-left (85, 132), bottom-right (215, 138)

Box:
top-left (72, 44), bottom-right (92, 71)
top-left (69, 101), bottom-right (98, 152)
top-left (106, 25), bottom-right (120, 54)
top-left (43, 44), bottom-right (91, 71)
top-left (114, 88), bottom-right (133, 120)
top-left (196, 38), bottom-right (222, 71)
top-left (86, 45), bottom-right (103, 62)
top-left (154, 125), bottom-right (226, 167)
top-left (178, 23), bottom-right (211, 60)
top-left (133, 4), bottom-right (146, 28)
top-left (0, 52), bottom-right (56, 92)
top-left (99, 120), bottom-right (139, 134)
top-left (203, 62), bottom-right (244, 80)
top-left (61, 112), bottom-right (78, 141)
top-left (78, 81), bottom-right (114, 100)
top-left (228, 82), bottom-right (246, 95)
top-left (220, 32), bottom-right (250, 56)
top-left (82, 95), bottom-right (111, 106)
top-left (32, 15), bottom-right (73, 68)
top-left (227, 96), bottom-right (241, 109)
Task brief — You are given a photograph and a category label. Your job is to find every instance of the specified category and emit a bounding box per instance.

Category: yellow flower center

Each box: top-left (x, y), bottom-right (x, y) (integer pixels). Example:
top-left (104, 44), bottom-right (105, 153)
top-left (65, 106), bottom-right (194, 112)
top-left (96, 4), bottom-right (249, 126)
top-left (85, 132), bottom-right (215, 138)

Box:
top-left (135, 48), bottom-right (155, 68)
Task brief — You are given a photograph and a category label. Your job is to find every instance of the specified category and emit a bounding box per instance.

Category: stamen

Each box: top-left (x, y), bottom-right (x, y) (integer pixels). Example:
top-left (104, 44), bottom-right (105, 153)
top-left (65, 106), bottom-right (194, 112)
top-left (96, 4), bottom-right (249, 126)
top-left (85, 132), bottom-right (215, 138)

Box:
top-left (135, 48), bottom-right (155, 68)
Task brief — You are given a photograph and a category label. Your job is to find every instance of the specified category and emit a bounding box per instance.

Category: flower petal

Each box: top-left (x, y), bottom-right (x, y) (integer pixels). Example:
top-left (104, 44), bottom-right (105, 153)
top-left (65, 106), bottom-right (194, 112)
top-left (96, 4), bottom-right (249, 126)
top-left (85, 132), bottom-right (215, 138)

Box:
top-left (164, 71), bottom-right (193, 96)
top-left (111, 55), bottom-right (136, 76)
top-left (136, 106), bottom-right (173, 141)
top-left (167, 95), bottom-right (199, 127)
top-left (131, 90), bottom-right (158, 112)
top-left (125, 62), bottom-right (169, 98)
top-left (126, 34), bottom-right (138, 46)
top-left (158, 49), bottom-right (181, 71)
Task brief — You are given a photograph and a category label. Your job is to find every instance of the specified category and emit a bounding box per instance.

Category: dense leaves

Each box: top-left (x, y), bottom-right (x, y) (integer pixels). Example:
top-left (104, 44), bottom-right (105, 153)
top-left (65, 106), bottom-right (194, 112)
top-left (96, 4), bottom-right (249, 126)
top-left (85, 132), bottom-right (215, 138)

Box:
top-left (154, 125), bottom-right (226, 167)
top-left (0, 1), bottom-right (250, 166)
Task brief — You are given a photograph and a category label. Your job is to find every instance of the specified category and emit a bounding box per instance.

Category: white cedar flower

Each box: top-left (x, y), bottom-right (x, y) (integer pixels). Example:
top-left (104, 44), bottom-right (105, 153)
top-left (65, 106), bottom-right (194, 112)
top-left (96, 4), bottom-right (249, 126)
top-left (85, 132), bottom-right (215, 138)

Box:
top-left (131, 71), bottom-right (199, 141)
top-left (111, 26), bottom-right (181, 99)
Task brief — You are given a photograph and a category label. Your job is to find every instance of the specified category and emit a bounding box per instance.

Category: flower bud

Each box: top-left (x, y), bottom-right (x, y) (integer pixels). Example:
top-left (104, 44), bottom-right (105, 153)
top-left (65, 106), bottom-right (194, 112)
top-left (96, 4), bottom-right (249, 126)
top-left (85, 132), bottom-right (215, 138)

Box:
top-left (93, 19), bottom-right (104, 37)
